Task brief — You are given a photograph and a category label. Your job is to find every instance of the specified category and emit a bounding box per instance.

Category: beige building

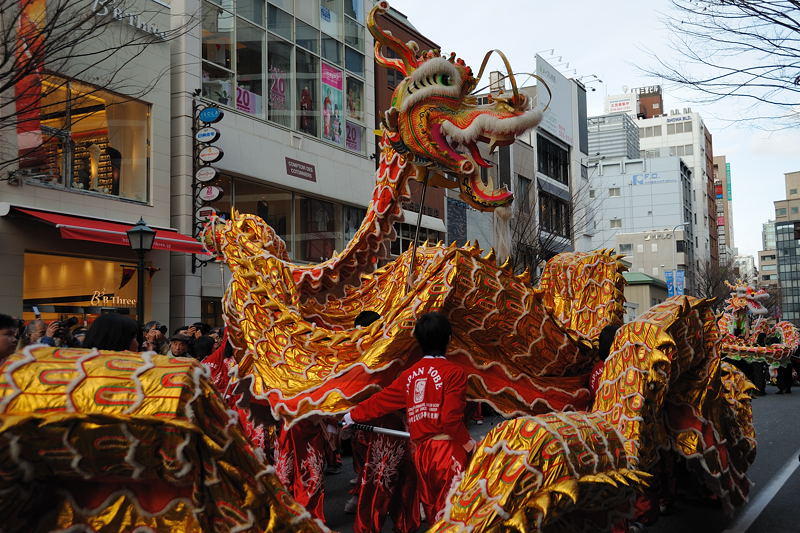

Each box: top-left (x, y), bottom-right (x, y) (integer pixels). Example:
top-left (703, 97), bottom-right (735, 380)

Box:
top-left (622, 272), bottom-right (668, 322)
top-left (615, 227), bottom-right (691, 294)
top-left (774, 171), bottom-right (800, 222)
top-left (758, 250), bottom-right (778, 288)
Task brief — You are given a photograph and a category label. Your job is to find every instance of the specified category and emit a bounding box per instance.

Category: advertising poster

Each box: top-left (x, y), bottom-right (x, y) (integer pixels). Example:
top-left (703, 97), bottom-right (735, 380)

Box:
top-left (346, 77), bottom-right (363, 121)
top-left (675, 270), bottom-right (685, 296)
top-left (535, 55), bottom-right (574, 145)
top-left (345, 121), bottom-right (362, 152)
top-left (321, 63), bottom-right (344, 145)
top-left (666, 270), bottom-right (675, 298)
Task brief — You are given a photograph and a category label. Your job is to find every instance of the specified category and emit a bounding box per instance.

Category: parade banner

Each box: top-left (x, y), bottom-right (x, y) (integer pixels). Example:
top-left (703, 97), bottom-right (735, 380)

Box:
top-left (666, 270), bottom-right (675, 298)
top-left (321, 63), bottom-right (344, 145)
top-left (675, 269), bottom-right (685, 296)
top-left (16, 0), bottom-right (46, 160)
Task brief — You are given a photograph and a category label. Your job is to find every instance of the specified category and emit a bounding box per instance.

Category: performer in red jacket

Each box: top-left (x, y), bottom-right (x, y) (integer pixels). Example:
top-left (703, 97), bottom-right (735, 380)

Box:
top-left (343, 312), bottom-right (475, 523)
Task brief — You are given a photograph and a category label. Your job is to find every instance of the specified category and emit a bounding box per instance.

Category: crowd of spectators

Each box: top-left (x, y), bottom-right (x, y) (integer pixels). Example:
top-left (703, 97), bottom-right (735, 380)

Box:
top-left (0, 312), bottom-right (223, 363)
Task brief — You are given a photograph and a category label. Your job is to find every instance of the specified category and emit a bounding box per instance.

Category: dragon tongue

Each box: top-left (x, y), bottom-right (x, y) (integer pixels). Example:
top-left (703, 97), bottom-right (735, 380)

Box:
top-left (467, 141), bottom-right (492, 167)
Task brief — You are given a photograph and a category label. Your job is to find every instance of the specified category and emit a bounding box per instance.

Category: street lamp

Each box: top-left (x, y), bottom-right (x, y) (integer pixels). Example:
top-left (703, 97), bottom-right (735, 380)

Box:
top-left (126, 217), bottom-right (156, 325)
top-left (672, 222), bottom-right (689, 296)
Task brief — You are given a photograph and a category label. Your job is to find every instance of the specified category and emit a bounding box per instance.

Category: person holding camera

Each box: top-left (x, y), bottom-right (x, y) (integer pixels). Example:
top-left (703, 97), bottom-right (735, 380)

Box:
top-left (17, 319), bottom-right (59, 349)
top-left (142, 321), bottom-right (169, 354)
top-left (0, 314), bottom-right (21, 361)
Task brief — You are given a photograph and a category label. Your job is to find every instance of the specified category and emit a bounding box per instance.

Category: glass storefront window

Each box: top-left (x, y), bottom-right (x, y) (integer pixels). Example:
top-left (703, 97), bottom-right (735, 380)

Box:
top-left (237, 0), bottom-right (264, 25)
top-left (295, 0), bottom-right (319, 27)
top-left (346, 76), bottom-right (363, 121)
top-left (296, 48), bottom-right (319, 136)
top-left (295, 19), bottom-right (319, 53)
top-left (344, 17), bottom-right (363, 51)
top-left (206, 174), bottom-right (233, 220)
top-left (320, 0), bottom-right (341, 40)
top-left (236, 18), bottom-right (265, 116)
top-left (297, 195), bottom-right (340, 262)
top-left (267, 34), bottom-right (292, 127)
top-left (207, 0), bottom-right (234, 10)
top-left (203, 62), bottom-right (235, 106)
top-left (235, 180), bottom-right (293, 253)
top-left (345, 121), bottom-right (364, 153)
top-left (344, 0), bottom-right (363, 23)
top-left (345, 47), bottom-right (364, 77)
top-left (202, 1), bottom-right (234, 69)
top-left (19, 76), bottom-right (151, 202)
top-left (321, 34), bottom-right (342, 65)
top-left (267, 4), bottom-right (292, 39)
top-left (321, 63), bottom-right (344, 145)
top-left (23, 252), bottom-right (150, 324)
top-left (343, 205), bottom-right (365, 243)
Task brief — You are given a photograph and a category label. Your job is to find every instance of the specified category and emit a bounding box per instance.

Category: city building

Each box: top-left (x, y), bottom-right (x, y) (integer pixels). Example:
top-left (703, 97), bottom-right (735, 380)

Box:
top-left (588, 156), bottom-right (695, 291)
top-left (763, 219), bottom-right (776, 250)
top-left (614, 228), bottom-right (691, 293)
top-left (713, 155), bottom-right (735, 264)
top-left (637, 106), bottom-right (718, 271)
top-left (0, 0), bottom-right (184, 324)
top-left (733, 255), bottom-right (757, 286)
top-left (622, 271), bottom-right (668, 322)
top-left (758, 250), bottom-right (778, 288)
top-left (171, 0), bottom-right (377, 326)
top-left (774, 171), bottom-right (800, 326)
top-left (587, 112), bottom-right (640, 160)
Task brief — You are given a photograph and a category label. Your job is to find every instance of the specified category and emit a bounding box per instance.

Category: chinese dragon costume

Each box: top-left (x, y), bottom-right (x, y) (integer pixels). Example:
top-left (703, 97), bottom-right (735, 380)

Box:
top-left (0, 2), bottom-right (757, 531)
top-left (717, 280), bottom-right (799, 367)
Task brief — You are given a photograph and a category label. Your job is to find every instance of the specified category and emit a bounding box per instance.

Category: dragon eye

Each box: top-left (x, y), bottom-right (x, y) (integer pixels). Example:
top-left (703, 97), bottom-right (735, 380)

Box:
top-left (440, 74), bottom-right (451, 86)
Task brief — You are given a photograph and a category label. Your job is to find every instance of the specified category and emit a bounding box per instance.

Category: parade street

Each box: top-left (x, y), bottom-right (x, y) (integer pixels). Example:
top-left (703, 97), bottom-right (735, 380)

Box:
top-left (323, 384), bottom-right (800, 533)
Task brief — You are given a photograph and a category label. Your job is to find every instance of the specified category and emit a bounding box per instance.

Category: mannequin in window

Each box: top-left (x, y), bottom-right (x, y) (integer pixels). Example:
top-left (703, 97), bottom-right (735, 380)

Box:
top-left (87, 143), bottom-right (101, 190)
top-left (300, 85), bottom-right (313, 134)
top-left (107, 146), bottom-right (121, 196)
top-left (323, 88), bottom-right (332, 139)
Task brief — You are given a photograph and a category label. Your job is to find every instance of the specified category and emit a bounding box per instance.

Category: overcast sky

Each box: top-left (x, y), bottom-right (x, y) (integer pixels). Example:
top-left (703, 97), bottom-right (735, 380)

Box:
top-left (390, 0), bottom-right (800, 259)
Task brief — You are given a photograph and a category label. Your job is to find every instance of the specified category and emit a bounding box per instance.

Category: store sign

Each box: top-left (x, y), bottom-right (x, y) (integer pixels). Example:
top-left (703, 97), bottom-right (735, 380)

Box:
top-left (195, 127), bottom-right (220, 143)
top-left (666, 115), bottom-right (691, 123)
top-left (91, 0), bottom-right (167, 40)
top-left (199, 146), bottom-right (223, 163)
top-left (196, 206), bottom-right (217, 221)
top-left (198, 106), bottom-right (224, 124)
top-left (631, 172), bottom-right (677, 185)
top-left (536, 55), bottom-right (574, 145)
top-left (198, 185), bottom-right (223, 202)
top-left (285, 157), bottom-right (316, 182)
top-left (90, 289), bottom-right (136, 307)
top-left (195, 166), bottom-right (218, 182)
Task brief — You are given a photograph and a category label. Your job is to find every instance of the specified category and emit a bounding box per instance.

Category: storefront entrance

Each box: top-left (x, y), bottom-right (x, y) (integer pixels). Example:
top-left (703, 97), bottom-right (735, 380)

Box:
top-left (22, 252), bottom-right (151, 326)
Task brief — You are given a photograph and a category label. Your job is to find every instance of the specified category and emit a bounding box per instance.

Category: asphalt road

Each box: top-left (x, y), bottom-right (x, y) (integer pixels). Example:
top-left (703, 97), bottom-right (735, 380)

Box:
top-left (321, 384), bottom-right (800, 532)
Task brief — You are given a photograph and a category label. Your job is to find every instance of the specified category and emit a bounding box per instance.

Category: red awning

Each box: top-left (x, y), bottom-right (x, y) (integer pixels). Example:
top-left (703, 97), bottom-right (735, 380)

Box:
top-left (16, 208), bottom-right (206, 254)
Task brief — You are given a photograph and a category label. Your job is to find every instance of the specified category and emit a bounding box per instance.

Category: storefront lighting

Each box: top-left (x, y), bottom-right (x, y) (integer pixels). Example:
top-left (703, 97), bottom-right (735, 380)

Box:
top-left (127, 218), bottom-right (155, 326)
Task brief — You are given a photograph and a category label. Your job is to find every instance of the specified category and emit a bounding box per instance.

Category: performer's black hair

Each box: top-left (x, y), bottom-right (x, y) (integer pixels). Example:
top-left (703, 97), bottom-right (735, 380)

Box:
top-left (413, 312), bottom-right (452, 356)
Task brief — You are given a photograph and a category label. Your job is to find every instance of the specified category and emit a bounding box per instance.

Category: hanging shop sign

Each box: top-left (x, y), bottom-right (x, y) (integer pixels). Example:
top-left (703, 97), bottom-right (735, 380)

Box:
top-left (195, 166), bottom-right (218, 183)
top-left (198, 106), bottom-right (224, 124)
top-left (199, 146), bottom-right (224, 163)
top-left (198, 185), bottom-right (223, 202)
top-left (195, 206), bottom-right (218, 221)
top-left (285, 157), bottom-right (317, 182)
top-left (195, 126), bottom-right (221, 143)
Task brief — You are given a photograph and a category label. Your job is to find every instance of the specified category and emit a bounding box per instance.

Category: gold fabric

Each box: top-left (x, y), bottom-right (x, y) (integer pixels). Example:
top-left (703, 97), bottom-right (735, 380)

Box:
top-left (433, 296), bottom-right (756, 531)
top-left (0, 346), bottom-right (325, 532)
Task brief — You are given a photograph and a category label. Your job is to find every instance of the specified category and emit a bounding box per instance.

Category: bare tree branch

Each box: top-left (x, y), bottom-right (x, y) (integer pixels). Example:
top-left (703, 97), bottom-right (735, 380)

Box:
top-left (645, 0), bottom-right (800, 127)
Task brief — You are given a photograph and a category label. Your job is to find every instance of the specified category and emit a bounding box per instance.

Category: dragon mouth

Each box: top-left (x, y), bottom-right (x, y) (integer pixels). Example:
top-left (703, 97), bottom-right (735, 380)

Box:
top-left (433, 109), bottom-right (543, 173)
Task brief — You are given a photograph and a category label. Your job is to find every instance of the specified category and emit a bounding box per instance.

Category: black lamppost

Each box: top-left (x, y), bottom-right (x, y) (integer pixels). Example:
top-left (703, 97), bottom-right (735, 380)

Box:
top-left (126, 218), bottom-right (156, 325)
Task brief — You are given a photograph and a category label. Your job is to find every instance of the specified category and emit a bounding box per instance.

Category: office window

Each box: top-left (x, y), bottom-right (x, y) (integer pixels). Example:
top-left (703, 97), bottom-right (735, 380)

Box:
top-left (619, 243), bottom-right (632, 253)
top-left (651, 243), bottom-right (658, 252)
top-left (609, 187), bottom-right (621, 197)
top-left (652, 267), bottom-right (660, 276)
top-left (18, 76), bottom-right (151, 202)
top-left (516, 175), bottom-right (531, 213)
top-left (792, 207), bottom-right (799, 214)
top-left (791, 188), bottom-right (798, 195)
top-left (777, 208), bottom-right (788, 216)
top-left (539, 190), bottom-right (571, 237)
top-left (537, 134), bottom-right (569, 184)
top-left (610, 218), bottom-right (622, 229)
top-left (589, 189), bottom-right (595, 199)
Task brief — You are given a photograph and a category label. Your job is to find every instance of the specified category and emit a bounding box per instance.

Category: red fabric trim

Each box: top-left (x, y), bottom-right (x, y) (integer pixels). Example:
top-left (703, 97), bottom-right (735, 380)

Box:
top-left (16, 207), bottom-right (205, 254)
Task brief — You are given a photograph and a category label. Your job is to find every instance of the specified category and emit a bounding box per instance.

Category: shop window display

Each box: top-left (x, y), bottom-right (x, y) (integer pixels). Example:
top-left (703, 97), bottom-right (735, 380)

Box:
top-left (236, 18), bottom-right (265, 116)
top-left (296, 49), bottom-right (319, 136)
top-left (235, 180), bottom-right (293, 253)
top-left (346, 77), bottom-right (363, 121)
top-left (321, 63), bottom-right (344, 145)
top-left (267, 4), bottom-right (292, 39)
top-left (18, 76), bottom-right (150, 202)
top-left (297, 196), bottom-right (340, 262)
top-left (236, 0), bottom-right (263, 25)
top-left (202, 1), bottom-right (233, 69)
top-left (267, 35), bottom-right (292, 127)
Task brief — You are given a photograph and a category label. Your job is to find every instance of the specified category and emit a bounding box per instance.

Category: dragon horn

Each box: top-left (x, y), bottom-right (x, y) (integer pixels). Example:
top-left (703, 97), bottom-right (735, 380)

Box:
top-left (368, 1), bottom-right (419, 76)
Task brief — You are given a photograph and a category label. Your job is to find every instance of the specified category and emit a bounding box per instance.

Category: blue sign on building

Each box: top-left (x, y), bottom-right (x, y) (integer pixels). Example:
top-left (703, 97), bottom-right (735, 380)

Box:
top-left (198, 106), bottom-right (224, 124)
top-left (675, 270), bottom-right (685, 296)
top-left (666, 270), bottom-right (675, 298)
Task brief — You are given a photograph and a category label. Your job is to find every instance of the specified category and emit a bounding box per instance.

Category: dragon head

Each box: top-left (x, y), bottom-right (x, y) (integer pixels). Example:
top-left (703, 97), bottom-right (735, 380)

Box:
top-left (368, 1), bottom-right (548, 211)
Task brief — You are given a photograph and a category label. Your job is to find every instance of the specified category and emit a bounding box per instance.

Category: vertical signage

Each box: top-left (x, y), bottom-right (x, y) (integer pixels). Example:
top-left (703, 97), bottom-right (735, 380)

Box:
top-left (666, 270), bottom-right (675, 298)
top-left (321, 63), bottom-right (344, 145)
top-left (675, 270), bottom-right (685, 296)
top-left (192, 103), bottom-right (225, 271)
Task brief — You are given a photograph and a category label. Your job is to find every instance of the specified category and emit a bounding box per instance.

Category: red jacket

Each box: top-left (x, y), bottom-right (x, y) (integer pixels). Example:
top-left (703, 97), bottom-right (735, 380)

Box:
top-left (351, 356), bottom-right (471, 447)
